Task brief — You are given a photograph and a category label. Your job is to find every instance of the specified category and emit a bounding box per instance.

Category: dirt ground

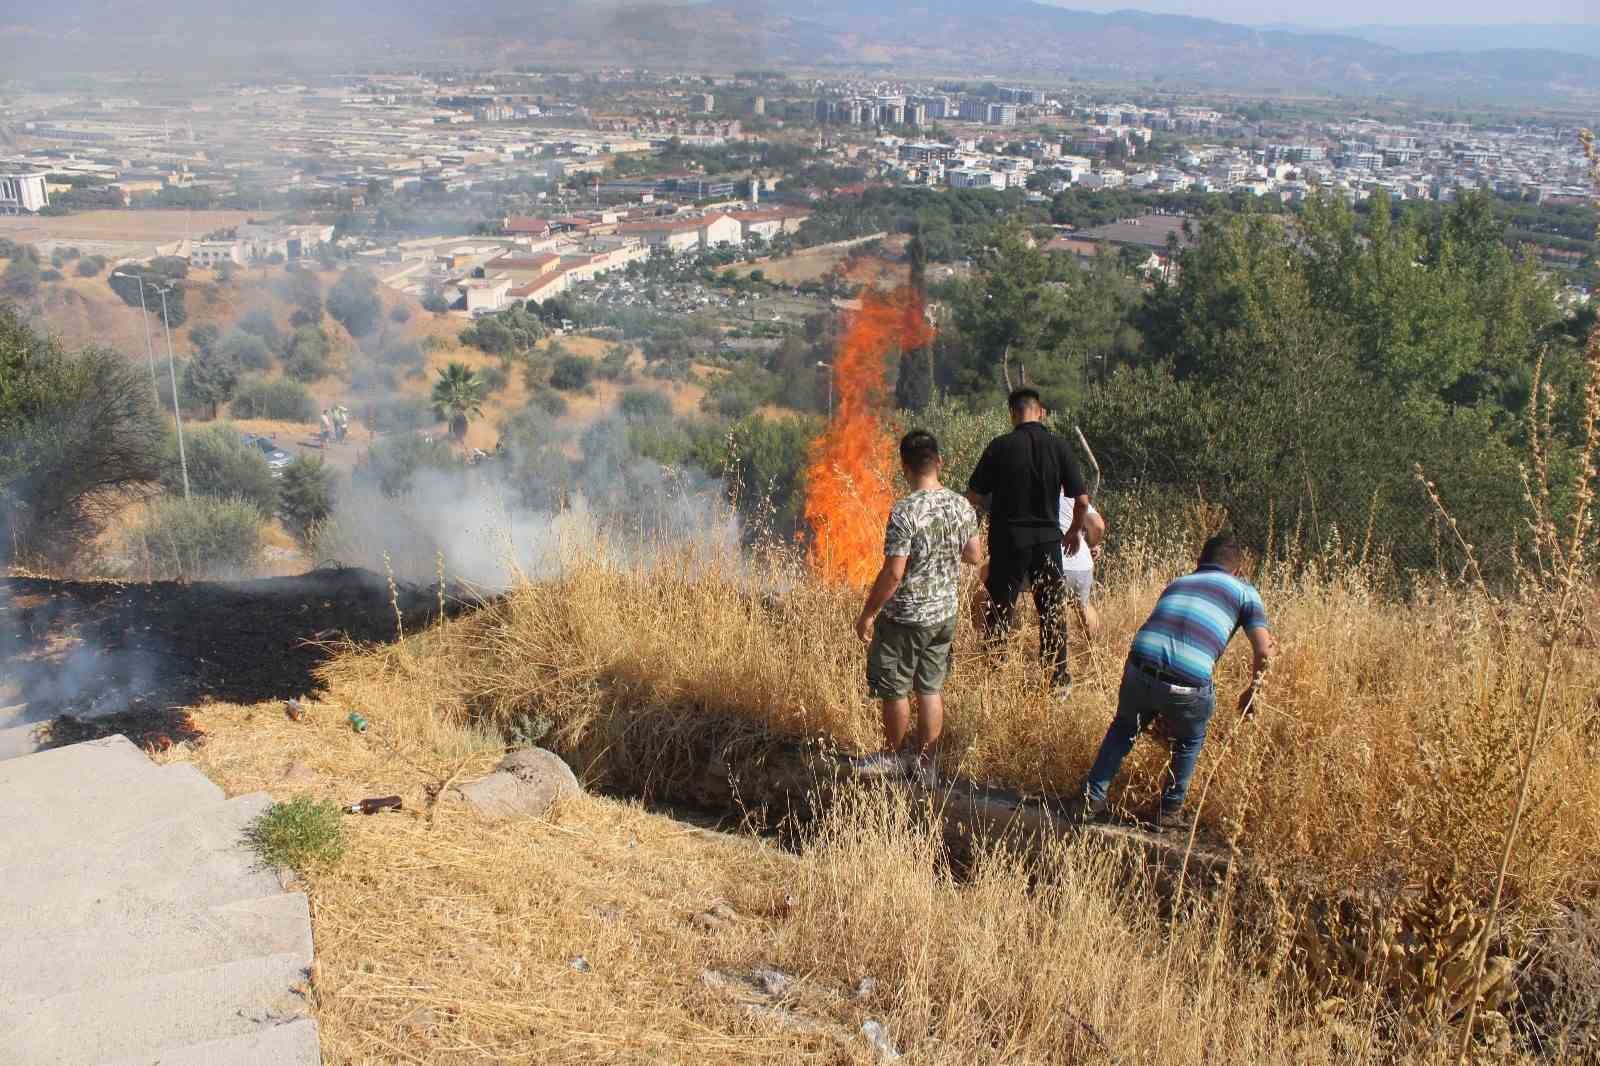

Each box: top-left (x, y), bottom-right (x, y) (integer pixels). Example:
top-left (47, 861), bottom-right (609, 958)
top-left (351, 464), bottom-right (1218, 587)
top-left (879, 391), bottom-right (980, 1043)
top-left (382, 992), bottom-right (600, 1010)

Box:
top-left (733, 249), bottom-right (902, 288)
top-left (0, 208), bottom-right (257, 248)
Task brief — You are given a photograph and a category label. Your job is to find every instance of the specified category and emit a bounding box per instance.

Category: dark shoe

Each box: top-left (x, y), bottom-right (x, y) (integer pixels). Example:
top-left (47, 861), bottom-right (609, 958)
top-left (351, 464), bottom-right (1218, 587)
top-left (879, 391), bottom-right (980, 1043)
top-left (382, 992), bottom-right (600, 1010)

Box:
top-left (1051, 669), bottom-right (1073, 701)
top-left (1154, 807), bottom-right (1194, 835)
top-left (1059, 794), bottom-right (1109, 825)
top-left (905, 755), bottom-right (939, 790)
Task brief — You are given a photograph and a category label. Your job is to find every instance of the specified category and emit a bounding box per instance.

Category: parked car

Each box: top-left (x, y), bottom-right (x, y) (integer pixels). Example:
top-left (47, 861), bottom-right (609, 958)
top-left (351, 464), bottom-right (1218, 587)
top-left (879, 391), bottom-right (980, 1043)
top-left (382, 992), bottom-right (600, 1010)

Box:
top-left (241, 433), bottom-right (293, 478)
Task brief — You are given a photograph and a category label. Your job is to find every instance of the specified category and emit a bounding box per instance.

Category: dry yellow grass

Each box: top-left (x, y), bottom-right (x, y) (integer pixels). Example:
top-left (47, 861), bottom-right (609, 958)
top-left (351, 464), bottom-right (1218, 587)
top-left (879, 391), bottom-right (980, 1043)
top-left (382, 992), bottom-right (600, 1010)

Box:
top-left (333, 531), bottom-right (1600, 912)
top-left (247, 507), bottom-right (1595, 1060)
top-left (167, 689), bottom-right (1466, 1065)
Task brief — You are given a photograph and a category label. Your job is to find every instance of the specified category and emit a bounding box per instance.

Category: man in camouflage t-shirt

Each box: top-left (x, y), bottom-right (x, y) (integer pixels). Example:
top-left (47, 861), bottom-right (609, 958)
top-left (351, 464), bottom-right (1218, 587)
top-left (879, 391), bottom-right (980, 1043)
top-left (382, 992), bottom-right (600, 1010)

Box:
top-left (854, 430), bottom-right (982, 786)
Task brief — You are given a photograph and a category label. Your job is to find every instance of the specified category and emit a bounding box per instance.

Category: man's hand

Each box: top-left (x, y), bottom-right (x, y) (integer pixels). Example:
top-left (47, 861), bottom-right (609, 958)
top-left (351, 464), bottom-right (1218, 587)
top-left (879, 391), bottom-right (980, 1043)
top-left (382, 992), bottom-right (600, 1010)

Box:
top-left (855, 612), bottom-right (875, 644)
top-left (1237, 686), bottom-right (1258, 718)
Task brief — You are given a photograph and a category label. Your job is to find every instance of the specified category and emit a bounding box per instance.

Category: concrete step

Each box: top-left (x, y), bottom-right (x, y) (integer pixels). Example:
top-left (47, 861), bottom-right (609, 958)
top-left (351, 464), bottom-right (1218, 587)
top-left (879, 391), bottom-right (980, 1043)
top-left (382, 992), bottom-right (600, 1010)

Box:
top-left (0, 738), bottom-right (223, 858)
top-left (3, 792), bottom-right (285, 928)
top-left (0, 891), bottom-right (312, 1005)
top-left (1, 951), bottom-right (314, 1066)
top-left (95, 1017), bottom-right (321, 1066)
top-left (0, 719), bottom-right (46, 761)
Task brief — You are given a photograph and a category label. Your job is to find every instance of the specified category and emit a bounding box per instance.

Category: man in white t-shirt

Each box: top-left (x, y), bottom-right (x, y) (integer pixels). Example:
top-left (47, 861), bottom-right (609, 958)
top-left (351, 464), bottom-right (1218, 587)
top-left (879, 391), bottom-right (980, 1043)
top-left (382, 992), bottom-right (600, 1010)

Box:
top-left (968, 493), bottom-right (1106, 647)
top-left (1060, 491), bottom-right (1106, 640)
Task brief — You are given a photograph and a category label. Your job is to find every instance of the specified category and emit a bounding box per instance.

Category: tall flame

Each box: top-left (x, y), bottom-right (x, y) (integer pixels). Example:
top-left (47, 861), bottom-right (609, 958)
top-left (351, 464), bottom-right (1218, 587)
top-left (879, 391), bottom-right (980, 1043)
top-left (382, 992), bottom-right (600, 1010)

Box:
top-left (804, 286), bottom-right (935, 587)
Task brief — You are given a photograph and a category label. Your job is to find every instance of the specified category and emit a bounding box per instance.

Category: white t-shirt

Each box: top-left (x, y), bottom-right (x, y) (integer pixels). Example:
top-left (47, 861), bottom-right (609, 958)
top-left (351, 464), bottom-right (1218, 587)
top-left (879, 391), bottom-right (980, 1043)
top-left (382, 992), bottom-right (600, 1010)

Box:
top-left (1059, 492), bottom-right (1098, 573)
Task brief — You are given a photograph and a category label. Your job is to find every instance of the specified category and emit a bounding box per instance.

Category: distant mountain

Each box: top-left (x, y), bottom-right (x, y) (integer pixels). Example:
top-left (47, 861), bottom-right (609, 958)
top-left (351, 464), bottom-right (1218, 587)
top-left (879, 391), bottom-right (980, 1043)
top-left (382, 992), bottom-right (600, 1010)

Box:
top-left (3, 0), bottom-right (1598, 106)
top-left (1326, 22), bottom-right (1600, 60)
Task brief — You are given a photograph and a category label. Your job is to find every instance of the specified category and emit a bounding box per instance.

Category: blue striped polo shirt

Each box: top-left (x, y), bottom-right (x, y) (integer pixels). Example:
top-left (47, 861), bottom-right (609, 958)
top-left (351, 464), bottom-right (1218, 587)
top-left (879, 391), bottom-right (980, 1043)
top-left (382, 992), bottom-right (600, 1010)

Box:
top-left (1129, 564), bottom-right (1270, 686)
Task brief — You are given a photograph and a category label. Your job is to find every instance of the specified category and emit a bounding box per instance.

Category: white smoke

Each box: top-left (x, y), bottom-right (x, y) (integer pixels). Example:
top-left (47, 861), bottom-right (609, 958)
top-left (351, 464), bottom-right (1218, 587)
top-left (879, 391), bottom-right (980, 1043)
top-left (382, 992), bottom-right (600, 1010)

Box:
top-left (314, 420), bottom-right (738, 590)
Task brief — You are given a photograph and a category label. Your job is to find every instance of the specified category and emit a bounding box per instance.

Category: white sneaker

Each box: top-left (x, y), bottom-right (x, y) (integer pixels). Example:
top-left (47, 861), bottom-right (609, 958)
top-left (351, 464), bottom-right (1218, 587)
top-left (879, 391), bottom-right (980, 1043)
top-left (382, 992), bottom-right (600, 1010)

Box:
top-left (853, 751), bottom-right (910, 777)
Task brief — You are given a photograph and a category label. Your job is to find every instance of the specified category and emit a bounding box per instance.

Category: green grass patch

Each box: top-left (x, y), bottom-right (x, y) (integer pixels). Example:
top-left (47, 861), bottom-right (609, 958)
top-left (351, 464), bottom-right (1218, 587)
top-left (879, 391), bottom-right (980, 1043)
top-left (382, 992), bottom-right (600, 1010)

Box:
top-left (247, 795), bottom-right (345, 872)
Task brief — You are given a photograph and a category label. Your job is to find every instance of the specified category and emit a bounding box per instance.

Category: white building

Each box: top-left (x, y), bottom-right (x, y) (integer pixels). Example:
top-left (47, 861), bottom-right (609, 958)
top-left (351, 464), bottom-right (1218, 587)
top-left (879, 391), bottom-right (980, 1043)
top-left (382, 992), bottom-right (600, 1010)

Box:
top-left (1078, 169), bottom-right (1126, 191)
top-left (459, 277), bottom-right (512, 315)
top-left (947, 167), bottom-right (995, 189)
top-left (0, 173), bottom-right (49, 214)
top-left (189, 240), bottom-right (247, 268)
top-left (616, 213), bottom-right (743, 254)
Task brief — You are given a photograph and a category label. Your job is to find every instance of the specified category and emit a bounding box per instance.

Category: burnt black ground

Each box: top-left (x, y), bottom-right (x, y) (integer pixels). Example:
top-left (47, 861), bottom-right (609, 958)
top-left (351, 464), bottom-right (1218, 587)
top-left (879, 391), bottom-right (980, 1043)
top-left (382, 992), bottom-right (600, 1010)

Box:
top-left (1, 567), bottom-right (464, 750)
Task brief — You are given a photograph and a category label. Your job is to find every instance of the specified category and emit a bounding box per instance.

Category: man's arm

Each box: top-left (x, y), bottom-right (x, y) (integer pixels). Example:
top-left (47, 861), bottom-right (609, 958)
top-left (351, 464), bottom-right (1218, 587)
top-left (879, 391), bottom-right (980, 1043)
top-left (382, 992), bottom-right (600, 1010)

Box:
top-left (855, 555), bottom-right (908, 643)
top-left (960, 534), bottom-right (984, 565)
top-left (1237, 625), bottom-right (1276, 715)
top-left (966, 442), bottom-right (996, 513)
top-left (1062, 493), bottom-right (1089, 554)
top-left (1084, 508), bottom-right (1106, 548)
top-left (1058, 438), bottom-right (1089, 551)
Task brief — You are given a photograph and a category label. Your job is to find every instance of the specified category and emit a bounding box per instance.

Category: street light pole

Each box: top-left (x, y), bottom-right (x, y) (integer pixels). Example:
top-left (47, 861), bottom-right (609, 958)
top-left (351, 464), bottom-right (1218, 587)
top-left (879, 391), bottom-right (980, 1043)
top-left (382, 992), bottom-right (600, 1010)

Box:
top-left (155, 286), bottom-right (190, 500)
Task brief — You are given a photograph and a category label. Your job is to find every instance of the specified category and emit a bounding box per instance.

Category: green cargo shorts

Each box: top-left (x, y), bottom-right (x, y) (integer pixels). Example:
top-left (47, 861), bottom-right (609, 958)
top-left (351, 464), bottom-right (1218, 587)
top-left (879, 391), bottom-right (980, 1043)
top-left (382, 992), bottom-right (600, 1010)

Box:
top-left (866, 616), bottom-right (958, 699)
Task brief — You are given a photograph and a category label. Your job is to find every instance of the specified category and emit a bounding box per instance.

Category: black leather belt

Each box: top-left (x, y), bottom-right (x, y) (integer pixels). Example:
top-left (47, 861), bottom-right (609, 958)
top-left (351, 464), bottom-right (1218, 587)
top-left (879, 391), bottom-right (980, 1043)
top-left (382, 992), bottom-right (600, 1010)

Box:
top-left (1131, 659), bottom-right (1200, 687)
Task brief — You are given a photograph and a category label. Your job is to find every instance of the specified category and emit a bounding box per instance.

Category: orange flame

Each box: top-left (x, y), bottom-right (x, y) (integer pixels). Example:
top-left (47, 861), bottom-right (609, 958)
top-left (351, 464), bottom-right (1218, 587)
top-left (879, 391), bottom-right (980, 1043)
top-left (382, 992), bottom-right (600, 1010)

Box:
top-left (804, 286), bottom-right (935, 587)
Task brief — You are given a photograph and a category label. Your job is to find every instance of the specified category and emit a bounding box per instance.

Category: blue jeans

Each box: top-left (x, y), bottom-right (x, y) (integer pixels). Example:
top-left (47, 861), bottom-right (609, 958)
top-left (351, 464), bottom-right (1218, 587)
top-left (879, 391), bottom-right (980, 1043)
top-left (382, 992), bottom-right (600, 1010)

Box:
top-left (1083, 659), bottom-right (1216, 812)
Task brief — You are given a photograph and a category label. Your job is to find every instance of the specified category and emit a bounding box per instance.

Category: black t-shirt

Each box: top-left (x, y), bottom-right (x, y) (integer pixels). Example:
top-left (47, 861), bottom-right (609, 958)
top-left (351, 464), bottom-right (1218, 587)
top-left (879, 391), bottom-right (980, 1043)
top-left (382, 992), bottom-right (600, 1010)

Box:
top-left (967, 421), bottom-right (1087, 553)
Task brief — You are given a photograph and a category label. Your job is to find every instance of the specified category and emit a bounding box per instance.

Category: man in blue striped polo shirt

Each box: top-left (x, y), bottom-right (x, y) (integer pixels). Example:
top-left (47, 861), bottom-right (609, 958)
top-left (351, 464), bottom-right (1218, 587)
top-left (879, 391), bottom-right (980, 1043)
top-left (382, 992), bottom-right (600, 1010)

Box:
top-left (1072, 532), bottom-right (1275, 831)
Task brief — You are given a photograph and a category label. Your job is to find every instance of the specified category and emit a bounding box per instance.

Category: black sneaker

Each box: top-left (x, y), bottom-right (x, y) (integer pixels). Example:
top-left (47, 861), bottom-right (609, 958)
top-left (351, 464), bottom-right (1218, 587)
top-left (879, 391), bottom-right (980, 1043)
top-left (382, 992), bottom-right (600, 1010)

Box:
top-left (1059, 794), bottom-right (1109, 825)
top-left (1154, 807), bottom-right (1194, 835)
top-left (1052, 669), bottom-right (1074, 701)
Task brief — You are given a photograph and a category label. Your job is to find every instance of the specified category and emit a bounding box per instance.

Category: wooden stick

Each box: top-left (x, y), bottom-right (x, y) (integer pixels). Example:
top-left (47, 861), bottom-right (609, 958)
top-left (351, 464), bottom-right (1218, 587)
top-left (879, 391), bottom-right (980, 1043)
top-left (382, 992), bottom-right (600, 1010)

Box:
top-left (1074, 425), bottom-right (1102, 498)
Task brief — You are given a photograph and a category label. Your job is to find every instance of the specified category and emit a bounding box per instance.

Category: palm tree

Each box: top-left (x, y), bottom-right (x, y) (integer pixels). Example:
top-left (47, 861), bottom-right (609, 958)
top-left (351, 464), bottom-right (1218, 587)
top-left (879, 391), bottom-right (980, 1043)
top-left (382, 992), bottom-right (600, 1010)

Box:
top-left (430, 362), bottom-right (486, 442)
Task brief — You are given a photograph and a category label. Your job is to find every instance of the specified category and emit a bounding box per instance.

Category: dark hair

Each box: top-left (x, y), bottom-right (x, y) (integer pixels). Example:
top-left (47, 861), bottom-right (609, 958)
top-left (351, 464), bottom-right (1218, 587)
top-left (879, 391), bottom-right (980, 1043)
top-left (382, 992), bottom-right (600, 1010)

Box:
top-left (1200, 532), bottom-right (1243, 569)
top-left (899, 429), bottom-right (940, 475)
top-left (1007, 387), bottom-right (1043, 415)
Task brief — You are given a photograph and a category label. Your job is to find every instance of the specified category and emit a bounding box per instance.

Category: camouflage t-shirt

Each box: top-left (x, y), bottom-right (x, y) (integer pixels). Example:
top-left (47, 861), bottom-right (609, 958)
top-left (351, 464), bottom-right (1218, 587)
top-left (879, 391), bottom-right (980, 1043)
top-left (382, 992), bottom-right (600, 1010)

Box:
top-left (882, 487), bottom-right (979, 627)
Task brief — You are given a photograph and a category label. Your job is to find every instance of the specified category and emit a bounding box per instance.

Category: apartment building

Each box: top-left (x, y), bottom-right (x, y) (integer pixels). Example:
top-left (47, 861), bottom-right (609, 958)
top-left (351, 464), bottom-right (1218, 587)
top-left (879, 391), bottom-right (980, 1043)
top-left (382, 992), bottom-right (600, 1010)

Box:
top-left (0, 173), bottom-right (49, 214)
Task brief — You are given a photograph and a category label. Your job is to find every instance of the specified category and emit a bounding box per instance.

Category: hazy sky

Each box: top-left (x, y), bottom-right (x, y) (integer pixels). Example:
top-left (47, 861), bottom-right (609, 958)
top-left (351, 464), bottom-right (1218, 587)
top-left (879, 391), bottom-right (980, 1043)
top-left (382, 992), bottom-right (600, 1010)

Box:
top-left (1048, 0), bottom-right (1599, 26)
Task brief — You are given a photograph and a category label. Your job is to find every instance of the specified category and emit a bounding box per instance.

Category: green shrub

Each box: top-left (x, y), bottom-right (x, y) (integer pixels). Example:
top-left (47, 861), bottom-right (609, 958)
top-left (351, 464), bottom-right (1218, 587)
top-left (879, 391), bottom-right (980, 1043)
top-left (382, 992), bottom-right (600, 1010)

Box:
top-left (278, 455), bottom-right (334, 540)
top-left (327, 269), bottom-right (382, 337)
top-left (219, 330), bottom-right (274, 371)
top-left (550, 354), bottom-right (595, 391)
top-left (597, 344), bottom-right (633, 382)
top-left (378, 339), bottom-right (425, 374)
top-left (1, 310), bottom-right (166, 566)
top-left (235, 309), bottom-right (283, 351)
top-left (283, 325), bottom-right (333, 382)
top-left (76, 256), bottom-right (106, 277)
top-left (230, 377), bottom-right (317, 422)
top-left (360, 434), bottom-right (461, 496)
top-left (620, 388), bottom-right (671, 420)
top-left (478, 364), bottom-right (508, 393)
top-left (120, 495), bottom-right (264, 580)
top-left (247, 796), bottom-right (344, 872)
top-left (165, 424), bottom-right (278, 514)
top-left (529, 387), bottom-right (568, 417)
top-left (389, 303), bottom-right (413, 324)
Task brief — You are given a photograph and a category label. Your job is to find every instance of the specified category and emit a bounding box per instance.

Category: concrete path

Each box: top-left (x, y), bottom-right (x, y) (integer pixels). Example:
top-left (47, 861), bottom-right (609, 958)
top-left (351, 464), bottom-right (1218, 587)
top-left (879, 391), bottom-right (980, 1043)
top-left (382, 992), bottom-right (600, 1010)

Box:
top-left (0, 735), bottom-right (321, 1065)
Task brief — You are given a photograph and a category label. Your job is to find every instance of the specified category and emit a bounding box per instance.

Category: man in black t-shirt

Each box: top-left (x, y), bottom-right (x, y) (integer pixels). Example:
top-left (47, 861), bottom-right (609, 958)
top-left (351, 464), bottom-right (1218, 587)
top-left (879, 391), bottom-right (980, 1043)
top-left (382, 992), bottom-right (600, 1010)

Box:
top-left (966, 387), bottom-right (1089, 696)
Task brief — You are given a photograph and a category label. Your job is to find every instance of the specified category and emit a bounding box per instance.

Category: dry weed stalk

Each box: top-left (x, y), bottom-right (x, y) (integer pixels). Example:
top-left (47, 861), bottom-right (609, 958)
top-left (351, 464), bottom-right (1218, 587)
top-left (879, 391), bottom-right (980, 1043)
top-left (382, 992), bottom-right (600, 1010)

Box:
top-left (1453, 129), bottom-right (1600, 1063)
